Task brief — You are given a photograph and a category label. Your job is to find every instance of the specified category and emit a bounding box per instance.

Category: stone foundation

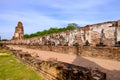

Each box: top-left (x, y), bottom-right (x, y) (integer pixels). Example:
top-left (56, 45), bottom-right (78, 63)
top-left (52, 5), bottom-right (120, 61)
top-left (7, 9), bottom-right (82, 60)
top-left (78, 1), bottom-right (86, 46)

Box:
top-left (79, 46), bottom-right (120, 61)
top-left (19, 45), bottom-right (120, 61)
top-left (6, 47), bottom-right (106, 80)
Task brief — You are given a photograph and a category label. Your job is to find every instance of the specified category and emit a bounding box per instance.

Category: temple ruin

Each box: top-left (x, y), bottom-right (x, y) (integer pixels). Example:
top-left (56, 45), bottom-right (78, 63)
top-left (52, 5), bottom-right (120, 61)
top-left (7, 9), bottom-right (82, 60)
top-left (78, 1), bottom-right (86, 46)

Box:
top-left (8, 20), bottom-right (120, 47)
top-left (1, 20), bottom-right (120, 80)
top-left (12, 21), bottom-right (24, 40)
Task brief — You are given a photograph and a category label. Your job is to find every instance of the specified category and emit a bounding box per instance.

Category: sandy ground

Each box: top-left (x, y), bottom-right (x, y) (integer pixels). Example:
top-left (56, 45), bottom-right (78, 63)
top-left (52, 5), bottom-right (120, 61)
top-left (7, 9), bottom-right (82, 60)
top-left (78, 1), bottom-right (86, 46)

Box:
top-left (7, 45), bottom-right (120, 80)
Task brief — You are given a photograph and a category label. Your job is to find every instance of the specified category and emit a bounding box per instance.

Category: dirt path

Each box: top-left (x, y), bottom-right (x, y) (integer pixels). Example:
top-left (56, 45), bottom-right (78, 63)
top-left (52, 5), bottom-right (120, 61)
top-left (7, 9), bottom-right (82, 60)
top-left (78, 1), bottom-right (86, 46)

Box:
top-left (7, 45), bottom-right (120, 80)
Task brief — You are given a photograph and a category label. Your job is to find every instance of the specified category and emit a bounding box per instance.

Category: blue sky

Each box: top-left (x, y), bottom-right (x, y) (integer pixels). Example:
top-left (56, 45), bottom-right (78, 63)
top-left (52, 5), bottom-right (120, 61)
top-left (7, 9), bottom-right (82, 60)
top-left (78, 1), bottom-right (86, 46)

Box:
top-left (0, 0), bottom-right (120, 39)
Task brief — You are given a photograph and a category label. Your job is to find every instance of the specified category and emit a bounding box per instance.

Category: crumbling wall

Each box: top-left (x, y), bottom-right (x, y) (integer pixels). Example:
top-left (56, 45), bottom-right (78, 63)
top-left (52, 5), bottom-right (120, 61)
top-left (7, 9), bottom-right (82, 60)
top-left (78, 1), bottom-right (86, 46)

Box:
top-left (78, 46), bottom-right (120, 61)
top-left (90, 22), bottom-right (115, 46)
top-left (117, 27), bottom-right (120, 42)
top-left (8, 48), bottom-right (106, 80)
top-left (16, 45), bottom-right (120, 61)
top-left (27, 45), bottom-right (78, 55)
top-left (3, 20), bottom-right (120, 47)
top-left (1, 20), bottom-right (120, 60)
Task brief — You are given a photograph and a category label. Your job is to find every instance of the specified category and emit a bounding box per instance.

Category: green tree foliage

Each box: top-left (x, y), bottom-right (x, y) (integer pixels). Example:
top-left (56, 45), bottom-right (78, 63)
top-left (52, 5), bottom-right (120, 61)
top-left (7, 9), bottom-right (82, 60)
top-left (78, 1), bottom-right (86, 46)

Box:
top-left (24, 23), bottom-right (79, 38)
top-left (66, 26), bottom-right (75, 30)
top-left (24, 34), bottom-right (30, 38)
top-left (68, 23), bottom-right (79, 28)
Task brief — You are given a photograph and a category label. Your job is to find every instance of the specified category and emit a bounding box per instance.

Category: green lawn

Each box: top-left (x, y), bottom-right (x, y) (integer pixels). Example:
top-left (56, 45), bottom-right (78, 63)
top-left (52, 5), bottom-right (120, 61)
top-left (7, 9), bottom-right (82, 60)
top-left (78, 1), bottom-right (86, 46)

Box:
top-left (0, 50), bottom-right (44, 80)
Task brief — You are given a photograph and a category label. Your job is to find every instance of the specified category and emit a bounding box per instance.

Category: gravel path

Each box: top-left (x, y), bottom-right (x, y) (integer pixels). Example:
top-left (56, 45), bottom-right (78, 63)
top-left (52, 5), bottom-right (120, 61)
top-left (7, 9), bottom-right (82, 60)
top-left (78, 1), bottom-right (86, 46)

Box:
top-left (7, 45), bottom-right (120, 80)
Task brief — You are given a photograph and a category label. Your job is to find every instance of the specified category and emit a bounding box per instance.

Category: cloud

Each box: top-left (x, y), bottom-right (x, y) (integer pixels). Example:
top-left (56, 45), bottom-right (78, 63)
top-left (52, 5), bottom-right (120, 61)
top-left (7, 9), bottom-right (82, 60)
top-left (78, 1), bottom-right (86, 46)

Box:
top-left (0, 0), bottom-right (119, 39)
top-left (31, 0), bottom-right (112, 10)
top-left (0, 10), bottom-right (93, 35)
top-left (0, 10), bottom-right (92, 30)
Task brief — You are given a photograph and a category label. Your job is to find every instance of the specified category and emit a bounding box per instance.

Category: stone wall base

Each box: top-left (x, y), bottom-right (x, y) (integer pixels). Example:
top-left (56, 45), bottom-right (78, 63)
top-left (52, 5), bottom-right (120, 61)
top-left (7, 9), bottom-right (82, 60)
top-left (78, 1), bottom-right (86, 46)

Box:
top-left (5, 47), bottom-right (106, 80)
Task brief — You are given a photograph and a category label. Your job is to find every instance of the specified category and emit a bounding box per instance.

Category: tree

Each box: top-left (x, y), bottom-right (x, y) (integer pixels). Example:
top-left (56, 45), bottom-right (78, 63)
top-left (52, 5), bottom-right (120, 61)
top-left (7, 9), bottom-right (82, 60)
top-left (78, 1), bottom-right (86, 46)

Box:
top-left (66, 26), bottom-right (75, 30)
top-left (68, 23), bottom-right (79, 28)
top-left (24, 23), bottom-right (80, 38)
top-left (24, 34), bottom-right (30, 38)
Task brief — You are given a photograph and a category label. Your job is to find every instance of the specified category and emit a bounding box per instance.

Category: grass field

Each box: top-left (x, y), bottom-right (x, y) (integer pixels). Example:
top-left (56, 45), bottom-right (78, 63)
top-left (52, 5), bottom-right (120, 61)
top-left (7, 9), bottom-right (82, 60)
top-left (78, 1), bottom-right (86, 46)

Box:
top-left (0, 50), bottom-right (44, 80)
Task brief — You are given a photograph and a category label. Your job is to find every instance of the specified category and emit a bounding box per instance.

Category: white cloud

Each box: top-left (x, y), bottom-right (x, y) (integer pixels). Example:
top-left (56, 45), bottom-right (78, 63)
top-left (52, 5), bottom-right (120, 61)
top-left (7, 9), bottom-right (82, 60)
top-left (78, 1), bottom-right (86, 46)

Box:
top-left (0, 0), bottom-right (119, 39)
top-left (0, 10), bottom-right (93, 36)
top-left (31, 0), bottom-right (111, 10)
top-left (1, 10), bottom-right (95, 24)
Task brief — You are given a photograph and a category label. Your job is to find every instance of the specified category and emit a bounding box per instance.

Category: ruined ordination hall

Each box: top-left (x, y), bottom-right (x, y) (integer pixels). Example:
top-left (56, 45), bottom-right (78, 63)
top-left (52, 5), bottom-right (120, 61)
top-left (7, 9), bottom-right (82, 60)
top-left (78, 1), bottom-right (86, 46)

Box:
top-left (9, 20), bottom-right (120, 47)
top-left (1, 20), bottom-right (120, 80)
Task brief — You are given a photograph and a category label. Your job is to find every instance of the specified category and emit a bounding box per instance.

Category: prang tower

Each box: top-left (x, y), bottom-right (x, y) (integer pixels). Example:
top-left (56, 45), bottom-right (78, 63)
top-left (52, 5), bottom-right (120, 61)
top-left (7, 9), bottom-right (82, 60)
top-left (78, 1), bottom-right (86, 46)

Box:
top-left (12, 21), bottom-right (24, 40)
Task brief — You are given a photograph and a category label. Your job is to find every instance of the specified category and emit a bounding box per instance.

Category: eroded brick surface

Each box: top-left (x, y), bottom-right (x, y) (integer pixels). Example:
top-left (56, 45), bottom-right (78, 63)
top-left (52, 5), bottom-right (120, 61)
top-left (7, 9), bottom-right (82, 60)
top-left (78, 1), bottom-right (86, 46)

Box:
top-left (1, 20), bottom-right (120, 47)
top-left (9, 48), bottom-right (106, 80)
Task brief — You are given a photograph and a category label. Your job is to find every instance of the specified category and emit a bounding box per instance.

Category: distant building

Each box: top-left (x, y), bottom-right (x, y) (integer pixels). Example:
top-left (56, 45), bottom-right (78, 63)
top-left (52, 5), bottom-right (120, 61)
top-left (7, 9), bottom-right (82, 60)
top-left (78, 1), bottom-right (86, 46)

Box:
top-left (12, 21), bottom-right (24, 40)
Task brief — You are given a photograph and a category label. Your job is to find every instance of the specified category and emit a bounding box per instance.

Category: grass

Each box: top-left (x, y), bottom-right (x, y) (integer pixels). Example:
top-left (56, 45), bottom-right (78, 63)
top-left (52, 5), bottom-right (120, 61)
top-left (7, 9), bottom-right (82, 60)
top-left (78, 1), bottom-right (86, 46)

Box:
top-left (0, 49), bottom-right (44, 80)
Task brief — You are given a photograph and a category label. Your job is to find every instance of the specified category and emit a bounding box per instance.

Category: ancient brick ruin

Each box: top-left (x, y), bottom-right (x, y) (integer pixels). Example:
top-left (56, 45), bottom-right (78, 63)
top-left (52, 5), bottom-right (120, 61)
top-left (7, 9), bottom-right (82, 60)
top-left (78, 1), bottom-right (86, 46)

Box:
top-left (4, 20), bottom-right (120, 47)
top-left (12, 21), bottom-right (24, 40)
top-left (3, 46), bottom-right (106, 80)
top-left (1, 20), bottom-right (120, 80)
top-left (1, 20), bottom-right (120, 60)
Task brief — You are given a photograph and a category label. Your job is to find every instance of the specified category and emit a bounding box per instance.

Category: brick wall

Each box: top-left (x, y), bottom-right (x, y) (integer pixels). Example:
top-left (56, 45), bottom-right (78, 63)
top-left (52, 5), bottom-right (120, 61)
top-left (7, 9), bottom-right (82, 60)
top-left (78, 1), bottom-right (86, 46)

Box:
top-left (7, 48), bottom-right (106, 80)
top-left (18, 45), bottom-right (120, 61)
top-left (2, 20), bottom-right (120, 47)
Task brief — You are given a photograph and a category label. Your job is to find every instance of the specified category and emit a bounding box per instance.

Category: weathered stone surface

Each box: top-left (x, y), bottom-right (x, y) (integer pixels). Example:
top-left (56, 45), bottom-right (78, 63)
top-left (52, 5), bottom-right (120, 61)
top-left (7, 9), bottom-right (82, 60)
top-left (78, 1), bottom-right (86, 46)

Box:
top-left (2, 20), bottom-right (120, 47)
top-left (9, 49), bottom-right (106, 80)
top-left (12, 21), bottom-right (24, 40)
top-left (18, 45), bottom-right (120, 61)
